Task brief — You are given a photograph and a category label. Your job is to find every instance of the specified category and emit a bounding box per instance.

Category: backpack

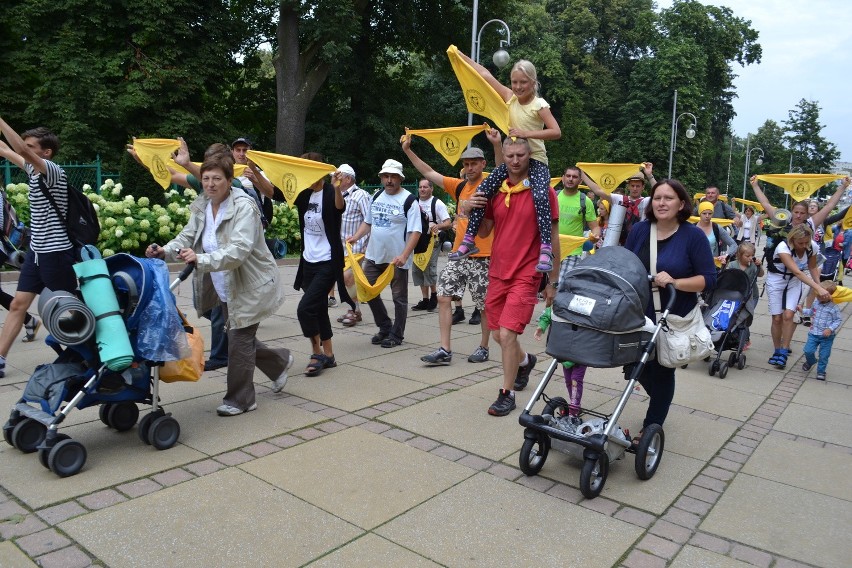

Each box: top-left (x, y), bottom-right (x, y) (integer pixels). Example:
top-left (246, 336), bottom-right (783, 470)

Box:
top-left (373, 189), bottom-right (431, 254)
top-left (764, 222), bottom-right (813, 276)
top-left (619, 197), bottom-right (642, 245)
top-left (38, 179), bottom-right (101, 249)
top-left (1, 188), bottom-right (21, 238)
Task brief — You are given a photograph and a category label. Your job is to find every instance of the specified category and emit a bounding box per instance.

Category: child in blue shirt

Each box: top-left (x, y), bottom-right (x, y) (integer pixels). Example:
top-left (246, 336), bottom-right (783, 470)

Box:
top-left (802, 280), bottom-right (842, 381)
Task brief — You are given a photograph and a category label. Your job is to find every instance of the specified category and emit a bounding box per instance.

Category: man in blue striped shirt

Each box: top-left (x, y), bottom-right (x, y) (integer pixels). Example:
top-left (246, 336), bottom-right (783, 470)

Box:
top-left (0, 119), bottom-right (78, 377)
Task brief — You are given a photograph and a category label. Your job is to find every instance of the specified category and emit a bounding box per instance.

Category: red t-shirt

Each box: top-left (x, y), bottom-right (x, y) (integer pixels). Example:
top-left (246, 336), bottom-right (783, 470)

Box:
top-left (487, 185), bottom-right (559, 280)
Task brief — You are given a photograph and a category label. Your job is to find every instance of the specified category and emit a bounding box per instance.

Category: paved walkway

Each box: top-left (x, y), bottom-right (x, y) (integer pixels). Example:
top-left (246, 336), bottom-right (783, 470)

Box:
top-left (0, 259), bottom-right (849, 567)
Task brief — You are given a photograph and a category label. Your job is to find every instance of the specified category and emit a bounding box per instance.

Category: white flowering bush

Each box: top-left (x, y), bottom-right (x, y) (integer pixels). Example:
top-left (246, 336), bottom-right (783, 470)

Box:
top-left (5, 179), bottom-right (304, 256)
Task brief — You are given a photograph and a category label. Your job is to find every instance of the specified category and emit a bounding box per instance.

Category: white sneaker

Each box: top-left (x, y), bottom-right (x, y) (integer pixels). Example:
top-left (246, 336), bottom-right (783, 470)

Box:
top-left (272, 355), bottom-right (295, 393)
top-left (216, 403), bottom-right (257, 416)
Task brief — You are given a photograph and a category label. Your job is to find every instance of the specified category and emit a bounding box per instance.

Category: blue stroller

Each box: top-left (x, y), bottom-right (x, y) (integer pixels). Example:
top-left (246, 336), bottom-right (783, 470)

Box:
top-left (2, 249), bottom-right (194, 477)
top-left (703, 268), bottom-right (757, 378)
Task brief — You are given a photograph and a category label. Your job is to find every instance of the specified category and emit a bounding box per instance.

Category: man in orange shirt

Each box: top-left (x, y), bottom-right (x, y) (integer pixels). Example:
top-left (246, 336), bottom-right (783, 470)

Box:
top-left (402, 129), bottom-right (502, 365)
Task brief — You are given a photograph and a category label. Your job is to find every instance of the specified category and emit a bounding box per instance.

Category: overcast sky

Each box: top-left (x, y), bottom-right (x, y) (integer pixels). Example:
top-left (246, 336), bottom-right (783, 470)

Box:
top-left (656, 0), bottom-right (852, 162)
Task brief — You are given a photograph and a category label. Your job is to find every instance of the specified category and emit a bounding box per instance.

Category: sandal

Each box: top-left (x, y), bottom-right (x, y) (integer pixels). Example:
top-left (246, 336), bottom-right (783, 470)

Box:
top-left (305, 354), bottom-right (337, 377)
top-left (448, 241), bottom-right (479, 262)
top-left (340, 310), bottom-right (362, 327)
top-left (22, 316), bottom-right (41, 343)
top-left (535, 249), bottom-right (554, 273)
top-left (768, 349), bottom-right (788, 369)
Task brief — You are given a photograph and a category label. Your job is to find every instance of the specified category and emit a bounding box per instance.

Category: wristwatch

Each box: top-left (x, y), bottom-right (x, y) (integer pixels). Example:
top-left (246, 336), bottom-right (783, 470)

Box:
top-left (549, 280), bottom-right (559, 288)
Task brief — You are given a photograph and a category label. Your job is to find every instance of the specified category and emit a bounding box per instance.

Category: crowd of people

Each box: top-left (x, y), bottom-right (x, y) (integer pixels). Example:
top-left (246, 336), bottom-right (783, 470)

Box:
top-left (1, 49), bottom-right (850, 431)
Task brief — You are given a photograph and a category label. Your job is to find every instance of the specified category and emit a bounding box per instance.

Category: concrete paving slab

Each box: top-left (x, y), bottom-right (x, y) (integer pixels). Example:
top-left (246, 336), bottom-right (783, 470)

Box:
top-left (162, 392), bottom-right (322, 456)
top-left (0, 422), bottom-right (205, 509)
top-left (791, 379), bottom-right (852, 415)
top-left (743, 436), bottom-right (852, 501)
top-left (283, 367), bottom-right (427, 412)
top-left (668, 374), bottom-right (765, 421)
top-left (773, 403), bottom-right (852, 447)
top-left (376, 472), bottom-right (642, 567)
top-left (240, 427), bottom-right (473, 530)
top-left (305, 533), bottom-right (441, 567)
top-left (671, 544), bottom-right (751, 568)
top-left (0, 541), bottom-right (39, 568)
top-left (60, 468), bottom-right (362, 567)
top-left (701, 474), bottom-right (851, 568)
top-left (346, 349), bottom-right (474, 385)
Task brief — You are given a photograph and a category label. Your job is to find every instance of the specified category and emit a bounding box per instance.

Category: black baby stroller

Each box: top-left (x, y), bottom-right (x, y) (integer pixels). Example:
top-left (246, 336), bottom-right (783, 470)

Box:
top-left (517, 247), bottom-right (675, 499)
top-left (3, 247), bottom-right (195, 477)
top-left (820, 246), bottom-right (842, 282)
top-left (704, 268), bottom-right (757, 378)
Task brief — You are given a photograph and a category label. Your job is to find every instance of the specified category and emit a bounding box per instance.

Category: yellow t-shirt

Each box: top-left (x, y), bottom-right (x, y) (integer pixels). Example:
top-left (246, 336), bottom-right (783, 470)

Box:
top-left (508, 95), bottom-right (549, 164)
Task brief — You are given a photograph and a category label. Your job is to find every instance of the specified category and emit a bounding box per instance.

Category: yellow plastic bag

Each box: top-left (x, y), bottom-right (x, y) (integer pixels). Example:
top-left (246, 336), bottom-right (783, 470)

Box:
top-left (160, 315), bottom-right (204, 383)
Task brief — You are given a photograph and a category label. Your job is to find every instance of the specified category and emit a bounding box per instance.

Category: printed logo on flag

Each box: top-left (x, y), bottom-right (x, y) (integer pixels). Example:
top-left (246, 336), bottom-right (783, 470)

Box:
top-left (281, 173), bottom-right (298, 203)
top-left (441, 134), bottom-right (461, 156)
top-left (790, 180), bottom-right (811, 200)
top-left (600, 173), bottom-right (617, 191)
top-left (152, 155), bottom-right (169, 182)
top-left (465, 89), bottom-right (486, 112)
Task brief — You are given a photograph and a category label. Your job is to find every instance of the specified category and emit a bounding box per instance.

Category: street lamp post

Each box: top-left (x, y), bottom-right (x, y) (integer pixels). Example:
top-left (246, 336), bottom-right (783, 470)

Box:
top-left (667, 90), bottom-right (697, 178)
top-left (467, 1), bottom-right (511, 126)
top-left (741, 133), bottom-right (764, 201)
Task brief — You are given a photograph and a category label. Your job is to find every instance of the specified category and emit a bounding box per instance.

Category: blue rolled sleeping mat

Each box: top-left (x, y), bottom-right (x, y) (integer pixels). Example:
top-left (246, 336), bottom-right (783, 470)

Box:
top-left (73, 248), bottom-right (135, 371)
top-left (37, 289), bottom-right (97, 346)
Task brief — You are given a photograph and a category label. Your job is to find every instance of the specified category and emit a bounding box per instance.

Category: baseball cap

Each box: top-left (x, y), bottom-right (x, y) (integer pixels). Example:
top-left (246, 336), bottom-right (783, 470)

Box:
top-left (460, 147), bottom-right (485, 160)
top-left (337, 164), bottom-right (356, 178)
top-left (232, 137), bottom-right (252, 147)
top-left (378, 159), bottom-right (405, 180)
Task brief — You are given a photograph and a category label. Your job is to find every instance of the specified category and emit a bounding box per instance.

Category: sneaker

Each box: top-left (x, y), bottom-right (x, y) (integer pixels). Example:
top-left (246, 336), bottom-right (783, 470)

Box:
top-left (467, 346), bottom-right (489, 363)
top-left (328, 296), bottom-right (338, 308)
top-left (204, 359), bottom-right (228, 372)
top-left (802, 361), bottom-right (812, 372)
top-left (411, 298), bottom-right (430, 311)
top-left (451, 307), bottom-right (465, 325)
top-left (816, 373), bottom-right (826, 381)
top-left (421, 347), bottom-right (452, 365)
top-left (488, 389), bottom-right (516, 416)
top-left (468, 308), bottom-right (481, 325)
top-left (216, 402), bottom-right (258, 416)
top-left (427, 292), bottom-right (438, 312)
top-left (22, 316), bottom-right (41, 343)
top-left (0, 359), bottom-right (5, 379)
top-left (514, 353), bottom-right (537, 391)
top-left (272, 355), bottom-right (295, 393)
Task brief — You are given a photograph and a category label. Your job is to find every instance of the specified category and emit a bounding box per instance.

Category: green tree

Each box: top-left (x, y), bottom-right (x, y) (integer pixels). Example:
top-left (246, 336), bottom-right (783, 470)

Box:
top-left (784, 99), bottom-right (840, 175)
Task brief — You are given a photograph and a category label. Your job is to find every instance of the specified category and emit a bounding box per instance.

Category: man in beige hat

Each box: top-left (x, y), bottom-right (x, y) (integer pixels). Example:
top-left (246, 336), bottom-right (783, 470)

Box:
top-left (330, 163), bottom-right (370, 325)
top-left (346, 159), bottom-right (422, 347)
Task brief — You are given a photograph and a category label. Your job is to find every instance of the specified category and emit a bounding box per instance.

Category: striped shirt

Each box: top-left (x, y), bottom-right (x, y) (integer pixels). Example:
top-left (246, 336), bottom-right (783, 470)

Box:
top-left (340, 185), bottom-right (370, 254)
top-left (27, 161), bottom-right (72, 253)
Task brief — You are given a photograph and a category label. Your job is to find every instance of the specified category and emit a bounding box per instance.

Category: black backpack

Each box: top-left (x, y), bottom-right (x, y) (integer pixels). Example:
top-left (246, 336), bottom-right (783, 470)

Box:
top-left (38, 179), bottom-right (101, 249)
top-left (373, 189), bottom-right (431, 254)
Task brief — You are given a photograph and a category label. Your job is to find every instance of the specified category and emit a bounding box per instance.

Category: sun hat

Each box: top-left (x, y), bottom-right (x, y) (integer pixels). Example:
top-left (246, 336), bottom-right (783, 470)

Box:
top-left (378, 159), bottom-right (405, 180)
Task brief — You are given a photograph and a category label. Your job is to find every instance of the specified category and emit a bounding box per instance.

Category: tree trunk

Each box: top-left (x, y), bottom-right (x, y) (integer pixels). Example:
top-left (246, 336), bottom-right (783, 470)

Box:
top-left (273, 5), bottom-right (331, 156)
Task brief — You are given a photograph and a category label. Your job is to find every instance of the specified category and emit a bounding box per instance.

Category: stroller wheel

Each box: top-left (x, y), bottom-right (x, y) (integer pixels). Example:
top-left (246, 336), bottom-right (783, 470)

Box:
top-left (108, 402), bottom-right (139, 432)
top-left (634, 423), bottom-right (665, 480)
top-left (728, 352), bottom-right (738, 367)
top-left (708, 360), bottom-right (720, 377)
top-left (148, 415), bottom-right (180, 450)
top-left (3, 421), bottom-right (14, 447)
top-left (11, 418), bottom-right (47, 453)
top-left (519, 431), bottom-right (550, 475)
top-left (48, 439), bottom-right (87, 477)
top-left (38, 433), bottom-right (71, 469)
top-left (737, 354), bottom-right (747, 370)
top-left (718, 362), bottom-right (729, 379)
top-left (99, 404), bottom-right (113, 427)
top-left (579, 452), bottom-right (609, 499)
top-left (138, 412), bottom-right (159, 445)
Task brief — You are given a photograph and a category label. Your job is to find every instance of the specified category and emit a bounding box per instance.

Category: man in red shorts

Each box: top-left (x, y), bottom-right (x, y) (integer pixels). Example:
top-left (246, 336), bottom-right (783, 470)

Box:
top-left (474, 137), bottom-right (560, 416)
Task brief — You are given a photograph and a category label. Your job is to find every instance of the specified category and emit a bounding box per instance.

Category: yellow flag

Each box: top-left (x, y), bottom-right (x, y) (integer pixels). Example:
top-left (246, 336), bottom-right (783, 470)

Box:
top-left (344, 252), bottom-right (364, 272)
top-left (413, 236), bottom-right (437, 271)
top-left (756, 173), bottom-right (845, 201)
top-left (168, 160), bottom-right (247, 179)
top-left (346, 243), bottom-right (394, 302)
top-left (558, 234), bottom-right (590, 258)
top-left (576, 163), bottom-right (643, 194)
top-left (832, 285), bottom-right (852, 304)
top-left (688, 216), bottom-right (736, 227)
top-left (842, 208), bottom-right (852, 231)
top-left (246, 150), bottom-right (336, 206)
top-left (406, 125), bottom-right (489, 166)
top-left (446, 45), bottom-right (510, 135)
top-left (133, 138), bottom-right (180, 189)
top-left (732, 197), bottom-right (764, 212)
top-left (694, 193), bottom-right (728, 202)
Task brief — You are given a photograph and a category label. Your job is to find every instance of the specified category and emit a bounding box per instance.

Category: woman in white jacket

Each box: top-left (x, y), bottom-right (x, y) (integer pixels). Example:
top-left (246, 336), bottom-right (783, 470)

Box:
top-left (146, 152), bottom-right (291, 416)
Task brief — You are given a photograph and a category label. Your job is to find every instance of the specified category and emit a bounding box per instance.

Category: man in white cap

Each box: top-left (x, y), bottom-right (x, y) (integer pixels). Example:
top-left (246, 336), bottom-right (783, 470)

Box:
top-left (332, 164), bottom-right (370, 326)
top-left (346, 159), bottom-right (422, 347)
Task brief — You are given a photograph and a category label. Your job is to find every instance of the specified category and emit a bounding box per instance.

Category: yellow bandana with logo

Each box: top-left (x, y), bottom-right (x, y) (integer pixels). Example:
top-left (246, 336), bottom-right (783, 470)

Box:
top-left (498, 179), bottom-right (530, 208)
top-left (756, 173), bottom-right (845, 201)
top-left (405, 125), bottom-right (489, 166)
top-left (413, 235), bottom-right (437, 271)
top-left (576, 163), bottom-right (643, 194)
top-left (732, 197), bottom-right (764, 212)
top-left (133, 138), bottom-right (181, 189)
top-left (168, 160), bottom-right (247, 179)
top-left (246, 150), bottom-right (336, 206)
top-left (346, 243), bottom-right (394, 302)
top-left (558, 234), bottom-right (590, 259)
top-left (447, 45), bottom-right (510, 135)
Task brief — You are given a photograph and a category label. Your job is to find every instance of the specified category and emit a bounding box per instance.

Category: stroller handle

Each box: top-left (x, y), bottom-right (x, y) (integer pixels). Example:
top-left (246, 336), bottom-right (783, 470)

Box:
top-left (169, 262), bottom-right (196, 292)
top-left (648, 278), bottom-right (678, 314)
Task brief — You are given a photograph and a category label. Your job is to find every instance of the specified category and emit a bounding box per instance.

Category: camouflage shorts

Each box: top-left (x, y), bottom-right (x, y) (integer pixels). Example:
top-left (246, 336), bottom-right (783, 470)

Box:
top-left (437, 257), bottom-right (490, 309)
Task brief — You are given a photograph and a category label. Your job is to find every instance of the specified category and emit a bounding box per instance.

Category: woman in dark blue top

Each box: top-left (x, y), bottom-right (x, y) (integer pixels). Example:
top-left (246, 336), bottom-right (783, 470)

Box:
top-left (625, 179), bottom-right (717, 432)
